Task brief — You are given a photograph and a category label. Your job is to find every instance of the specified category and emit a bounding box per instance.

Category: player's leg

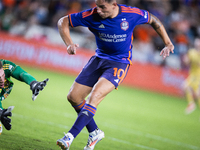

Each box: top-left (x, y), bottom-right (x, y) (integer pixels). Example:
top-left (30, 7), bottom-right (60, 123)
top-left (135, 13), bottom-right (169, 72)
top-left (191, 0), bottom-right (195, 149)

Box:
top-left (82, 77), bottom-right (115, 150)
top-left (57, 82), bottom-right (95, 150)
top-left (57, 79), bottom-right (114, 150)
top-left (70, 77), bottom-right (115, 135)
top-left (183, 79), bottom-right (196, 114)
top-left (87, 77), bottom-right (115, 107)
top-left (57, 56), bottom-right (102, 150)
top-left (83, 61), bottom-right (130, 150)
top-left (57, 57), bottom-right (130, 150)
top-left (67, 81), bottom-right (98, 132)
top-left (196, 83), bottom-right (200, 108)
top-left (69, 78), bottom-right (115, 148)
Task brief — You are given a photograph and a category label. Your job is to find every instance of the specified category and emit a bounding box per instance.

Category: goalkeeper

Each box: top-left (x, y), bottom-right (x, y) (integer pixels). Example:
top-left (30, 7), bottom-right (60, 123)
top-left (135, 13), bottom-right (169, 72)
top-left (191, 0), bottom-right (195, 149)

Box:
top-left (0, 59), bottom-right (49, 132)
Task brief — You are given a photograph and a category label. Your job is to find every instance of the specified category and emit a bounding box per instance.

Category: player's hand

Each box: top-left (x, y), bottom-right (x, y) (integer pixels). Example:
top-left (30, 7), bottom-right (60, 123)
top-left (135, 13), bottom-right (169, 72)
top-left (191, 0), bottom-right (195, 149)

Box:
top-left (0, 107), bottom-right (13, 130)
top-left (30, 78), bottom-right (49, 101)
top-left (67, 44), bottom-right (79, 55)
top-left (160, 44), bottom-right (174, 59)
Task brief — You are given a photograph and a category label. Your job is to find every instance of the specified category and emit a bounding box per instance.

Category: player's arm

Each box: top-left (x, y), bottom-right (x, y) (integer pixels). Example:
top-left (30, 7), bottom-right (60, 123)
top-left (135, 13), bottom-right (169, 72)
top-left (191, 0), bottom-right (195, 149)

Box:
top-left (57, 15), bottom-right (79, 55)
top-left (12, 66), bottom-right (36, 85)
top-left (148, 13), bottom-right (174, 59)
top-left (12, 66), bottom-right (49, 101)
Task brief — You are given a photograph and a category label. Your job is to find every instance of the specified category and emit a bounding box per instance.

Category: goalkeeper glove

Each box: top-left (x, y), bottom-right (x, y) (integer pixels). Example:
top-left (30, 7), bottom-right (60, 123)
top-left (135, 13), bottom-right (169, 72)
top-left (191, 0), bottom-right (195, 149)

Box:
top-left (0, 107), bottom-right (13, 130)
top-left (30, 78), bottom-right (49, 101)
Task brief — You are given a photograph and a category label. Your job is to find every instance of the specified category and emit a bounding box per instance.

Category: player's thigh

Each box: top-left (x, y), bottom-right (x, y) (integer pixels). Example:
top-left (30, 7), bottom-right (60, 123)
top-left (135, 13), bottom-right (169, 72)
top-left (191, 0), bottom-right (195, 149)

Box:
top-left (87, 77), bottom-right (115, 107)
top-left (101, 60), bottom-right (130, 88)
top-left (183, 76), bottom-right (194, 91)
top-left (191, 78), bottom-right (200, 96)
top-left (68, 81), bottom-right (92, 105)
top-left (75, 56), bottom-right (101, 87)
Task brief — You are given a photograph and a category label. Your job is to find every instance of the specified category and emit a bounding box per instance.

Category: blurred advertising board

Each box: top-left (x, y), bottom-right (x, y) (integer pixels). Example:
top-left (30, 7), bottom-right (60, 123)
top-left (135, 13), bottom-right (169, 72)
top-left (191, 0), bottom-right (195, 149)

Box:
top-left (0, 32), bottom-right (188, 97)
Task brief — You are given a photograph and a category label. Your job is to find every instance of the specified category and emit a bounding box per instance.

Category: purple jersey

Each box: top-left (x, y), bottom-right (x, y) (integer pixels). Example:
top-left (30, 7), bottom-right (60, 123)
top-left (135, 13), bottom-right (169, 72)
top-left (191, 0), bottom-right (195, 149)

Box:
top-left (69, 4), bottom-right (150, 64)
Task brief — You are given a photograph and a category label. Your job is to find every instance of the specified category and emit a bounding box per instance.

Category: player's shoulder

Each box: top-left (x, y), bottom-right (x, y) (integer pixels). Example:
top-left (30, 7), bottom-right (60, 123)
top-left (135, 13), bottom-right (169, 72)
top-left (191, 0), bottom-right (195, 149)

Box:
top-left (1, 59), bottom-right (14, 65)
top-left (81, 7), bottom-right (98, 18)
top-left (1, 59), bottom-right (17, 72)
top-left (119, 4), bottom-right (143, 14)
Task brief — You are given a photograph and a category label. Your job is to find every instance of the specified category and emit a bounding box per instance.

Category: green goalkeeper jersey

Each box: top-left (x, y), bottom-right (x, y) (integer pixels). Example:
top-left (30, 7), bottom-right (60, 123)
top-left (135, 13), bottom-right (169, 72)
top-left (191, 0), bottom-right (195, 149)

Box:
top-left (0, 59), bottom-right (36, 109)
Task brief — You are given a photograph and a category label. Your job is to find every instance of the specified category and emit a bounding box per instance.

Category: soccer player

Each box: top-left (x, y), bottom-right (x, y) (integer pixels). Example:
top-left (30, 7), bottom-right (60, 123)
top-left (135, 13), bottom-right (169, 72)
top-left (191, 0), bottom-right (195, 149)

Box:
top-left (56, 0), bottom-right (174, 149)
top-left (183, 37), bottom-right (200, 114)
top-left (0, 59), bottom-right (48, 132)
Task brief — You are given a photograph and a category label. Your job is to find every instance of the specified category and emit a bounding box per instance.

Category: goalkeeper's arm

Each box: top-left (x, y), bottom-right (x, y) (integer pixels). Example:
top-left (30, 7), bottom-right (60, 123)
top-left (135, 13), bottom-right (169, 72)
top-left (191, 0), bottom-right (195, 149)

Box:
top-left (11, 65), bottom-right (49, 101)
top-left (12, 66), bottom-right (36, 85)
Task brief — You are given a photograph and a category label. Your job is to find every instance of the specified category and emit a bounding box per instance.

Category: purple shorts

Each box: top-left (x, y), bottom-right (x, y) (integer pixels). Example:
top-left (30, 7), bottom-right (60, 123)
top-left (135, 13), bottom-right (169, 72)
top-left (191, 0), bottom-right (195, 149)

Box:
top-left (75, 56), bottom-right (130, 88)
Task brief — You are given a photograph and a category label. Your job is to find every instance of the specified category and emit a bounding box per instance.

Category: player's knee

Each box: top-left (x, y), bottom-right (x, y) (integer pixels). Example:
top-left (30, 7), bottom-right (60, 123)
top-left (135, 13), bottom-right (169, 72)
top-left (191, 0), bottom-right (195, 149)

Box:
top-left (185, 86), bottom-right (192, 92)
top-left (67, 92), bottom-right (74, 103)
top-left (67, 91), bottom-right (80, 105)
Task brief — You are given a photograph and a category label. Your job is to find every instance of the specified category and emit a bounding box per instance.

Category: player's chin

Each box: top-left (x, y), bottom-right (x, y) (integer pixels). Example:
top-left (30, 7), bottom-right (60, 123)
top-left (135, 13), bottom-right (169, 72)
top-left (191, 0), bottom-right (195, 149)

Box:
top-left (99, 14), bottom-right (107, 19)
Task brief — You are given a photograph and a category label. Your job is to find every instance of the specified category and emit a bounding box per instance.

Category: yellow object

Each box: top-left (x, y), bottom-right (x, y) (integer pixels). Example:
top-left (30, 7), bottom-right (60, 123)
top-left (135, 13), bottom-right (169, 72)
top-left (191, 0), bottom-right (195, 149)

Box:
top-left (0, 122), bottom-right (2, 135)
top-left (185, 48), bottom-right (200, 92)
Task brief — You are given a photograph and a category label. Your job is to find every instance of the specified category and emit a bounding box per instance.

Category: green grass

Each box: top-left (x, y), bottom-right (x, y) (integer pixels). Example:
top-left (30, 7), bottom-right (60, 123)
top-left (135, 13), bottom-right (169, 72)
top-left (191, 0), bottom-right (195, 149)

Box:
top-left (0, 66), bottom-right (200, 150)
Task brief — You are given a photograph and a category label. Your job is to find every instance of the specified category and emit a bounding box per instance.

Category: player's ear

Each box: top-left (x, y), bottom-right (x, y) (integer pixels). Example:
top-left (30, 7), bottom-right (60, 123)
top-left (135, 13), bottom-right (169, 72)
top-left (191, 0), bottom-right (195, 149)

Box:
top-left (113, 2), bottom-right (117, 6)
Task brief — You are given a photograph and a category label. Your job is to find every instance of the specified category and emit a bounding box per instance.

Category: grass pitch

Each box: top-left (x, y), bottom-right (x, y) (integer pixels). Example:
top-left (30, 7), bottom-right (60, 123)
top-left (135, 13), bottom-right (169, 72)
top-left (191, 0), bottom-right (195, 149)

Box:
top-left (0, 66), bottom-right (200, 150)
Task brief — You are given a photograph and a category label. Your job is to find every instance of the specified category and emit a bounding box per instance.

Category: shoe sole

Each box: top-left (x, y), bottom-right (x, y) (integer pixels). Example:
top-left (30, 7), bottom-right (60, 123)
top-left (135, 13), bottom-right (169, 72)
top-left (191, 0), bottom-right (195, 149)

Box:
top-left (57, 140), bottom-right (68, 150)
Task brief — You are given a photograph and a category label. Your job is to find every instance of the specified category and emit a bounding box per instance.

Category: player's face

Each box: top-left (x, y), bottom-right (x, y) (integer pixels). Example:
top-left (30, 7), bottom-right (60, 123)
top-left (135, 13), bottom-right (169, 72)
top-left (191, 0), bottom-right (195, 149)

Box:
top-left (0, 68), bottom-right (5, 88)
top-left (95, 0), bottom-right (116, 19)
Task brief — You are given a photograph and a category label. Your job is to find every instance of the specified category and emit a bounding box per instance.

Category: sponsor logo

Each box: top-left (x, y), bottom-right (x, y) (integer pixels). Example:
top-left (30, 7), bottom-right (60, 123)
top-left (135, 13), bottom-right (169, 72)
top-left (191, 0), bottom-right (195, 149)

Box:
top-left (98, 32), bottom-right (127, 42)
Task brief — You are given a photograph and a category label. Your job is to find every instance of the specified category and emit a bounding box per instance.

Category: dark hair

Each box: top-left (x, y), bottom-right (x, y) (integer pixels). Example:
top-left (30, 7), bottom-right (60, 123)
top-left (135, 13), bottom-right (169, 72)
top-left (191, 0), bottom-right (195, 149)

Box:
top-left (0, 61), bottom-right (3, 69)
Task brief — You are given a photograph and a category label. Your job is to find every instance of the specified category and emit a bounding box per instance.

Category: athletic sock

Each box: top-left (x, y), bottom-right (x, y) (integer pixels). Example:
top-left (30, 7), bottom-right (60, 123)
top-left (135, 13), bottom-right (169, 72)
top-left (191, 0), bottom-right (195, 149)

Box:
top-left (69, 104), bottom-right (96, 138)
top-left (73, 100), bottom-right (97, 132)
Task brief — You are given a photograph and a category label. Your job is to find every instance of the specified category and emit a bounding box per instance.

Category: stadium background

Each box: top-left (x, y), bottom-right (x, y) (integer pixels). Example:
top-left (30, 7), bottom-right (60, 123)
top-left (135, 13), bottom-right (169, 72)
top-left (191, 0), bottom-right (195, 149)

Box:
top-left (1, 0), bottom-right (200, 97)
top-left (1, 0), bottom-right (200, 150)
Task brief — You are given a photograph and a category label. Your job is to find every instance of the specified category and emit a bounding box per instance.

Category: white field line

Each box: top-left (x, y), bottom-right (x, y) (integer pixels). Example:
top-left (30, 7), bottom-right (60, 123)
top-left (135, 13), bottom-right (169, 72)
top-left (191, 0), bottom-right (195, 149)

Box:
top-left (13, 113), bottom-right (199, 150)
